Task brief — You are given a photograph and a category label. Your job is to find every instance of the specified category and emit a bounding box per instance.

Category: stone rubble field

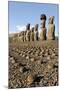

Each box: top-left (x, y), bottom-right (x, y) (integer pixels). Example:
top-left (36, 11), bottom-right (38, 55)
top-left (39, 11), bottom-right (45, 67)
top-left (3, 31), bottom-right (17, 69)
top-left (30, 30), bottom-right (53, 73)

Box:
top-left (9, 40), bottom-right (58, 88)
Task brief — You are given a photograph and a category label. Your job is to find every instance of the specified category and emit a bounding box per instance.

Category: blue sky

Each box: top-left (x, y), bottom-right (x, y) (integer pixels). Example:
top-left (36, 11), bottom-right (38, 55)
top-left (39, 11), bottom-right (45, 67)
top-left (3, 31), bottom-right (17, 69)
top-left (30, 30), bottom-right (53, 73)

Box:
top-left (8, 1), bottom-right (59, 36)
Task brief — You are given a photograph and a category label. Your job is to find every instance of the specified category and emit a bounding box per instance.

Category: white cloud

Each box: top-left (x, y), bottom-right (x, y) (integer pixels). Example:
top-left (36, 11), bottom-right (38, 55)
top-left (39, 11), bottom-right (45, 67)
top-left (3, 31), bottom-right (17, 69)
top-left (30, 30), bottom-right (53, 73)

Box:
top-left (16, 25), bottom-right (35, 32)
top-left (9, 25), bottom-right (26, 34)
top-left (9, 25), bottom-right (35, 34)
top-left (16, 25), bottom-right (26, 32)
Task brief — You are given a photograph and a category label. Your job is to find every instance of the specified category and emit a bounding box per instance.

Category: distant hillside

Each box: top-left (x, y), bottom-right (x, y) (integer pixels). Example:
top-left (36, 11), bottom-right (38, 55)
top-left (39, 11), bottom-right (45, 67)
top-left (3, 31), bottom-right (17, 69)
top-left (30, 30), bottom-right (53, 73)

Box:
top-left (9, 33), bottom-right (14, 37)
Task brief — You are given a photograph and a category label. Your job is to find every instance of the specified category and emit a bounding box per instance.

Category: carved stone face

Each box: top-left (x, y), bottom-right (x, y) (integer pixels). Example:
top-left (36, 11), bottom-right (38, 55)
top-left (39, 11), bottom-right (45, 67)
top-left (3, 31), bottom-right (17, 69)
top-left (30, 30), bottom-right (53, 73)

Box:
top-left (26, 24), bottom-right (30, 30)
top-left (40, 14), bottom-right (46, 20)
top-left (40, 20), bottom-right (45, 28)
top-left (48, 16), bottom-right (54, 24)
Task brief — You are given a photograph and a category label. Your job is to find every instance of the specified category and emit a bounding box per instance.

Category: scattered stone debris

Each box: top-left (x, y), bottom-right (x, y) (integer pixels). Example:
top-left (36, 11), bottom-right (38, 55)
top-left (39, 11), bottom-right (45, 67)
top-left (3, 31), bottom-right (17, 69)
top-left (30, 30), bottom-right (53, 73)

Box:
top-left (9, 40), bottom-right (58, 88)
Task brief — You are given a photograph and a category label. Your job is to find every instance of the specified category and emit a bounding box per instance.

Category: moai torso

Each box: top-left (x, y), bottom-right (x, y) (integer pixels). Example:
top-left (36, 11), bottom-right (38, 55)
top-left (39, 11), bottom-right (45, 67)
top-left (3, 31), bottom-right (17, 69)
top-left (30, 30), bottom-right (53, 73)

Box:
top-left (26, 24), bottom-right (31, 41)
top-left (47, 16), bottom-right (55, 40)
top-left (34, 24), bottom-right (39, 41)
top-left (40, 28), bottom-right (46, 40)
top-left (40, 14), bottom-right (46, 40)
top-left (30, 27), bottom-right (34, 41)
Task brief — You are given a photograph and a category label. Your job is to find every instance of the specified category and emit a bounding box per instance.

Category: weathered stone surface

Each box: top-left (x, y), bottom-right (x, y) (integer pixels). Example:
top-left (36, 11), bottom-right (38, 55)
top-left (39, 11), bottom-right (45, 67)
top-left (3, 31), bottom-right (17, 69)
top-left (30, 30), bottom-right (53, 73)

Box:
top-left (34, 24), bottom-right (39, 41)
top-left (40, 20), bottom-right (45, 28)
top-left (26, 74), bottom-right (34, 85)
top-left (47, 16), bottom-right (55, 40)
top-left (40, 14), bottom-right (46, 40)
top-left (24, 31), bottom-right (27, 42)
top-left (26, 24), bottom-right (31, 41)
top-left (40, 28), bottom-right (46, 40)
top-left (9, 40), bottom-right (58, 88)
top-left (30, 27), bottom-right (34, 41)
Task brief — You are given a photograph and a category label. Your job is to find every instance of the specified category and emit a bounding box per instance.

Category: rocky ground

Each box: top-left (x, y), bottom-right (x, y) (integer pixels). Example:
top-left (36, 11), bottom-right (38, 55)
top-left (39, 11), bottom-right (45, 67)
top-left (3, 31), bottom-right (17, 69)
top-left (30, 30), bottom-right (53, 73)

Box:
top-left (9, 40), bottom-right (58, 88)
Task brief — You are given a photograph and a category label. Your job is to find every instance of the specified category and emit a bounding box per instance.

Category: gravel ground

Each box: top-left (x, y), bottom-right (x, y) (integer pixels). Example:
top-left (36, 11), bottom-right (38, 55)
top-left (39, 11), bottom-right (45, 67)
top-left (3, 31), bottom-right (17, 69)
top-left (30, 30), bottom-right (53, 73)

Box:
top-left (9, 40), bottom-right (58, 88)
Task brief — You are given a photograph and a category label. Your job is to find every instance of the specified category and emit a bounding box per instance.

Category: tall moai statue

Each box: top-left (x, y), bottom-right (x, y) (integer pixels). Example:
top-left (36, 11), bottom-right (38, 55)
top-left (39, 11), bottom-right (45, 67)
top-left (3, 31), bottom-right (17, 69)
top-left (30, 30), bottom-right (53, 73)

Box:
top-left (34, 24), bottom-right (39, 41)
top-left (30, 27), bottom-right (34, 41)
top-left (47, 16), bottom-right (55, 40)
top-left (40, 14), bottom-right (46, 40)
top-left (26, 23), bottom-right (31, 41)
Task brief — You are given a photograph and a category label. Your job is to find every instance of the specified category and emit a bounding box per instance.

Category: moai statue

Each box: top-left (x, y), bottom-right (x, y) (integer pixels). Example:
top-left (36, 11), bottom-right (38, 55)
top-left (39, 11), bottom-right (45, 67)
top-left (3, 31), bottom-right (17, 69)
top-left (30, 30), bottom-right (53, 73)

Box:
top-left (34, 24), bottom-right (39, 41)
top-left (22, 31), bottom-right (24, 42)
top-left (40, 14), bottom-right (46, 40)
top-left (47, 16), bottom-right (55, 40)
top-left (30, 27), bottom-right (34, 41)
top-left (26, 24), bottom-right (31, 41)
top-left (24, 30), bottom-right (27, 42)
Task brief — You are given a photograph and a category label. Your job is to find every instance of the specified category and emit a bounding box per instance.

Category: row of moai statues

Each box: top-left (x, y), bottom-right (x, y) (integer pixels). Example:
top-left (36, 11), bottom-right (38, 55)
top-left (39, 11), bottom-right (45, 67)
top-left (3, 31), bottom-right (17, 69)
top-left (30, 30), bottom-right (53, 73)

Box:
top-left (18, 24), bottom-right (39, 42)
top-left (18, 14), bottom-right (55, 42)
top-left (26, 24), bottom-right (39, 41)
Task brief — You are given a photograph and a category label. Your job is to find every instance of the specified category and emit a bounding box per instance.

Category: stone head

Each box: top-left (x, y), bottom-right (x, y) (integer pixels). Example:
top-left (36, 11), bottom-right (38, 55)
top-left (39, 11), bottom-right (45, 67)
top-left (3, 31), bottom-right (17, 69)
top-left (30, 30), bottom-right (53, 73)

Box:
top-left (40, 14), bottom-right (46, 20)
top-left (48, 16), bottom-right (54, 24)
top-left (26, 23), bottom-right (30, 30)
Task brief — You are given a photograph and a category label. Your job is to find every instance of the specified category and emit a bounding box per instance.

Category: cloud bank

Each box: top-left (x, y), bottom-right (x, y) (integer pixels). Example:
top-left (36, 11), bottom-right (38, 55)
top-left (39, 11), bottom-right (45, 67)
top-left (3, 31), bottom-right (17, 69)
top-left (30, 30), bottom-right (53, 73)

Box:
top-left (16, 25), bottom-right (26, 32)
top-left (9, 25), bottom-right (34, 34)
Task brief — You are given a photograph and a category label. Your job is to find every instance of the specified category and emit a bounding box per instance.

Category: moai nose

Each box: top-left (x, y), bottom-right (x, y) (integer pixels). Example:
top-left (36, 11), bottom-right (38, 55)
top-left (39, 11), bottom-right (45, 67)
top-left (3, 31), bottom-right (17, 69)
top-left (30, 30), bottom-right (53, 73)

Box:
top-left (40, 20), bottom-right (45, 28)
